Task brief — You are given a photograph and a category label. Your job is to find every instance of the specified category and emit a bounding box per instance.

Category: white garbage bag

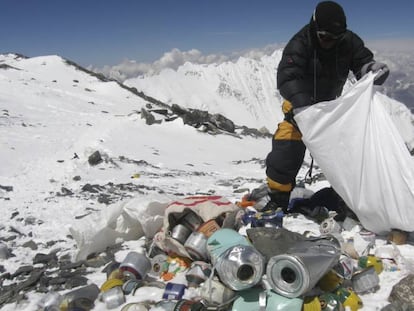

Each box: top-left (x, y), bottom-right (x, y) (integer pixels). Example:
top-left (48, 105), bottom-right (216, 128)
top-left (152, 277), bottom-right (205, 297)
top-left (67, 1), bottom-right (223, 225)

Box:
top-left (69, 197), bottom-right (167, 261)
top-left (294, 72), bottom-right (414, 234)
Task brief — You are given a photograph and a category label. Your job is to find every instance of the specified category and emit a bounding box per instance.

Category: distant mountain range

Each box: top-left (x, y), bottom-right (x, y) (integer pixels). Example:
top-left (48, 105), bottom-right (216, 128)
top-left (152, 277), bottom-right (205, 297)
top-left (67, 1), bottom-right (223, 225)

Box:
top-left (123, 49), bottom-right (414, 134)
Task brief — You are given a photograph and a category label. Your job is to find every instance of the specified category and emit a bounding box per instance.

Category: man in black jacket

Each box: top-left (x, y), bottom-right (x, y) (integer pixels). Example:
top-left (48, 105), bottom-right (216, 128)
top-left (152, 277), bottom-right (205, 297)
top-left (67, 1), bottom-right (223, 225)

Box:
top-left (264, 1), bottom-right (389, 211)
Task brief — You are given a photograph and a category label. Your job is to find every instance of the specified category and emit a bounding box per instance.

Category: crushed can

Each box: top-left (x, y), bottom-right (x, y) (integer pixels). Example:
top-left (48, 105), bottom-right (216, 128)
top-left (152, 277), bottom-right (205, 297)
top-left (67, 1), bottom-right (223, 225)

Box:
top-left (266, 237), bottom-right (341, 298)
top-left (207, 229), bottom-right (264, 291)
top-left (351, 266), bottom-right (380, 294)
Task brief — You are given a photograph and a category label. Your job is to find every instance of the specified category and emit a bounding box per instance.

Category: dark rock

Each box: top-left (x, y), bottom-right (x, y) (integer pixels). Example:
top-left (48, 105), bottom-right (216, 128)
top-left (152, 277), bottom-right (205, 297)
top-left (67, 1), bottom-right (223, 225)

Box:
top-left (48, 277), bottom-right (67, 286)
top-left (211, 113), bottom-right (235, 133)
top-left (64, 276), bottom-right (89, 289)
top-left (22, 240), bottom-right (38, 250)
top-left (33, 251), bottom-right (58, 265)
top-left (0, 185), bottom-right (13, 192)
top-left (58, 187), bottom-right (74, 196)
top-left (150, 109), bottom-right (169, 116)
top-left (381, 302), bottom-right (414, 311)
top-left (11, 265), bottom-right (34, 278)
top-left (389, 274), bottom-right (414, 308)
top-left (88, 151), bottom-right (103, 166)
top-left (81, 183), bottom-right (104, 193)
top-left (60, 260), bottom-right (85, 270)
top-left (97, 193), bottom-right (111, 204)
top-left (24, 216), bottom-right (37, 225)
top-left (171, 104), bottom-right (188, 115)
top-left (141, 108), bottom-right (161, 125)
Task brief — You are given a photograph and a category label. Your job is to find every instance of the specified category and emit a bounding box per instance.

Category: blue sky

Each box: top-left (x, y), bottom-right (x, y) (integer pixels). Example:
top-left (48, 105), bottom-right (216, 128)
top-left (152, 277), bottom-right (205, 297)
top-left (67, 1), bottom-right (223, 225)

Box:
top-left (1, 0), bottom-right (414, 67)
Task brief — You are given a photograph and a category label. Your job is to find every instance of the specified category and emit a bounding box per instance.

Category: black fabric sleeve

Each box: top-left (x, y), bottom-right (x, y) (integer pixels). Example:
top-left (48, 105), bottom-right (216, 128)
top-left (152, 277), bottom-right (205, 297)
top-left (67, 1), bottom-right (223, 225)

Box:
top-left (349, 32), bottom-right (374, 79)
top-left (277, 37), bottom-right (313, 109)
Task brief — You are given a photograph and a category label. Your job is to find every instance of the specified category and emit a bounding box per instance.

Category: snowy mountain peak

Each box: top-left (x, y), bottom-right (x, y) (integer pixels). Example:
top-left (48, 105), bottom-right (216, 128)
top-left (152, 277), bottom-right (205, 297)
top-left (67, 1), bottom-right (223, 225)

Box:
top-left (125, 52), bottom-right (285, 133)
top-left (125, 51), bottom-right (414, 151)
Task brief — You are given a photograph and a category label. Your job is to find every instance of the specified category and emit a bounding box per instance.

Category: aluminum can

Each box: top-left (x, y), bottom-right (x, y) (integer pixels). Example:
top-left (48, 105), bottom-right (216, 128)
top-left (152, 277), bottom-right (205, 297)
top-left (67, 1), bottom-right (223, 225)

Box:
top-left (184, 231), bottom-right (208, 261)
top-left (119, 251), bottom-right (151, 280)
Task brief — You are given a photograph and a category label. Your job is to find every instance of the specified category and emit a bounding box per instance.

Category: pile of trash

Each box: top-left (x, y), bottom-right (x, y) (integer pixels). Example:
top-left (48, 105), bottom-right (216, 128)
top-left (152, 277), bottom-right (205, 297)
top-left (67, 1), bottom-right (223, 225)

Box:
top-left (36, 192), bottom-right (413, 311)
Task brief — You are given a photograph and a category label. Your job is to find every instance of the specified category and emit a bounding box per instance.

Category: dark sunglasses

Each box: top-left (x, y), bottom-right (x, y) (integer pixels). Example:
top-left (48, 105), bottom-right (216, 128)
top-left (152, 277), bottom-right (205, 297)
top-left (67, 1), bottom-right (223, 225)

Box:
top-left (317, 30), bottom-right (344, 42)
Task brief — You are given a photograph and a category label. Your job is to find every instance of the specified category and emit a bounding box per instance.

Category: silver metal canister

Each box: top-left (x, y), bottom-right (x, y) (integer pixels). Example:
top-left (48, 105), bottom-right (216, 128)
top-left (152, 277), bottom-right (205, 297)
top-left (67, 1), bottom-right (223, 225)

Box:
top-left (184, 231), bottom-right (208, 261)
top-left (207, 229), bottom-right (264, 291)
top-left (119, 251), bottom-right (151, 280)
top-left (100, 286), bottom-right (125, 309)
top-left (169, 224), bottom-right (192, 245)
top-left (215, 245), bottom-right (265, 291)
top-left (266, 237), bottom-right (341, 298)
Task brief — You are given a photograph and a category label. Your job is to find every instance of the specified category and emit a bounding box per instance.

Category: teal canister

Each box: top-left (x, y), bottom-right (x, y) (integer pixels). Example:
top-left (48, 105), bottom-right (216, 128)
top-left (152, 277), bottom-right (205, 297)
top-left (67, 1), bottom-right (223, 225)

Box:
top-left (207, 228), bottom-right (264, 291)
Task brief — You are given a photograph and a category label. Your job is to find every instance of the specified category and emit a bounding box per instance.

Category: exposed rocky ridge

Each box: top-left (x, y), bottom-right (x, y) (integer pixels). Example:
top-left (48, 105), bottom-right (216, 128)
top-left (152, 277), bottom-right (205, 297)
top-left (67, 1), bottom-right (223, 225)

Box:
top-left (63, 56), bottom-right (272, 138)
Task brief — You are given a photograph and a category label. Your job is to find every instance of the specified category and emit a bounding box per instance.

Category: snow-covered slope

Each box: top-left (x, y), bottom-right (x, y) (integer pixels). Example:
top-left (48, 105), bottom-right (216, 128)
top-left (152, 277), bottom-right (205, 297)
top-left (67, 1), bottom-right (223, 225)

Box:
top-left (1, 53), bottom-right (414, 311)
top-left (125, 50), bottom-right (284, 133)
top-left (126, 50), bottom-right (414, 150)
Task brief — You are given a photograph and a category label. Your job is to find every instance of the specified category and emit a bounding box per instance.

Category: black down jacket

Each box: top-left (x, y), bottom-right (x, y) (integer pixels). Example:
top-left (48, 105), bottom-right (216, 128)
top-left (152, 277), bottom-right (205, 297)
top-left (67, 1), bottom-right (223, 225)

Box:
top-left (277, 20), bottom-right (374, 109)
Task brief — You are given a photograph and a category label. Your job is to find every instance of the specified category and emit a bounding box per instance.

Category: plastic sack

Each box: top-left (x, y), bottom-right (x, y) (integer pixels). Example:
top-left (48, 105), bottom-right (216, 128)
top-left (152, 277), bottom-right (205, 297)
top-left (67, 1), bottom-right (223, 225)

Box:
top-left (294, 72), bottom-right (414, 234)
top-left (69, 197), bottom-right (167, 261)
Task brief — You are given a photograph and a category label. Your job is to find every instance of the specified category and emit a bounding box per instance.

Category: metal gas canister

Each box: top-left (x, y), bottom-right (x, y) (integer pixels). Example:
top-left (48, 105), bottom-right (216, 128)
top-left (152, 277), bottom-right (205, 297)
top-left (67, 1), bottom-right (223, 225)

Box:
top-left (119, 251), bottom-right (152, 280)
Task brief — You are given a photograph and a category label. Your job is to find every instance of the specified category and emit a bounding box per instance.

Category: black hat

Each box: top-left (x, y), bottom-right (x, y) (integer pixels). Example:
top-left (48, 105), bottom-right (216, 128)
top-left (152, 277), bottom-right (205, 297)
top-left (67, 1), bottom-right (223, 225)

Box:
top-left (313, 1), bottom-right (347, 35)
